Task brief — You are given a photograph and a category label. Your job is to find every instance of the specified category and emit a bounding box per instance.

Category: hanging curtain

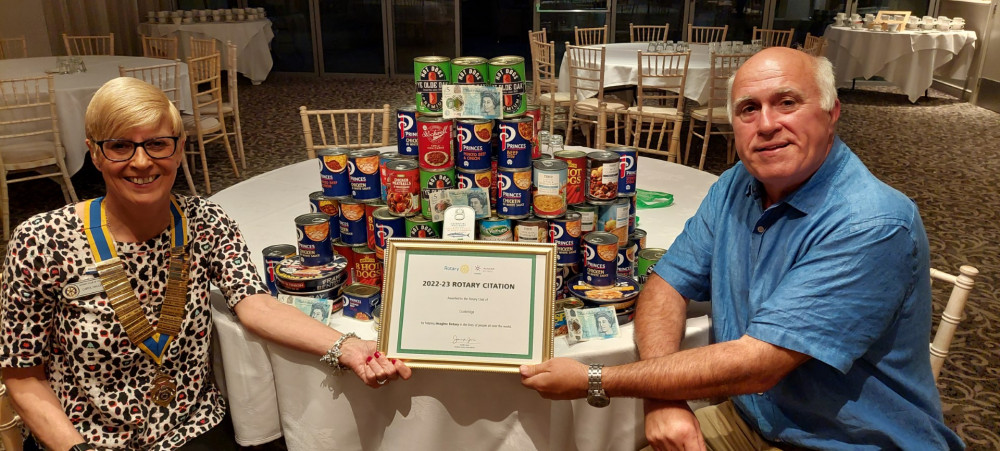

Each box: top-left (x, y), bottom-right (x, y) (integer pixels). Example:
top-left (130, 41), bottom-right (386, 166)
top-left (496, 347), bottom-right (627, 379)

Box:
top-left (43, 0), bottom-right (175, 56)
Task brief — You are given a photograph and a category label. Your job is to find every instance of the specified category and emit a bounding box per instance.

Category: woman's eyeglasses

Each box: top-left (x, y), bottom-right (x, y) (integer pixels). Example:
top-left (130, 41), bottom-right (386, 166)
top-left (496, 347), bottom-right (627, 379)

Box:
top-left (95, 136), bottom-right (180, 162)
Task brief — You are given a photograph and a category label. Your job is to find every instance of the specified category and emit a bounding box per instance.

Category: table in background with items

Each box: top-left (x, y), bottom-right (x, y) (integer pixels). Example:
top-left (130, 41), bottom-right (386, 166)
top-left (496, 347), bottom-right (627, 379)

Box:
top-left (138, 18), bottom-right (275, 84)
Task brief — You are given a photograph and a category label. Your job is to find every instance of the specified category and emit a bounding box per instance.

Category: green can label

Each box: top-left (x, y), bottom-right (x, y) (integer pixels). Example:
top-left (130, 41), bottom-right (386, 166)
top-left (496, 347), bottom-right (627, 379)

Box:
top-left (420, 168), bottom-right (456, 219)
top-left (489, 56), bottom-right (526, 118)
top-left (636, 248), bottom-right (666, 285)
top-left (405, 216), bottom-right (442, 239)
top-left (452, 56), bottom-right (489, 85)
top-left (414, 56), bottom-right (451, 114)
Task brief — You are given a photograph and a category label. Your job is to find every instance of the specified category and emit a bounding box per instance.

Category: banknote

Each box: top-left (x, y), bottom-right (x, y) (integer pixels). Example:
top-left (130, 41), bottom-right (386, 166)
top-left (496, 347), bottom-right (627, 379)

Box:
top-left (429, 187), bottom-right (490, 221)
top-left (279, 293), bottom-right (334, 326)
top-left (565, 306), bottom-right (620, 343)
top-left (443, 84), bottom-right (503, 120)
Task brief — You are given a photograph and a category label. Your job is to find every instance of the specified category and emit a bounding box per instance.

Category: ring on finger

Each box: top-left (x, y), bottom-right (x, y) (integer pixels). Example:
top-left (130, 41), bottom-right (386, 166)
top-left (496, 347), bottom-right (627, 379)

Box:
top-left (377, 378), bottom-right (387, 385)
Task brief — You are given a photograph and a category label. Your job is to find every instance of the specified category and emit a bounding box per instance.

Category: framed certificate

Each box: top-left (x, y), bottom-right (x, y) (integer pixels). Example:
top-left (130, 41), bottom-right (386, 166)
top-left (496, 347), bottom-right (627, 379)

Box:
top-left (378, 239), bottom-right (556, 372)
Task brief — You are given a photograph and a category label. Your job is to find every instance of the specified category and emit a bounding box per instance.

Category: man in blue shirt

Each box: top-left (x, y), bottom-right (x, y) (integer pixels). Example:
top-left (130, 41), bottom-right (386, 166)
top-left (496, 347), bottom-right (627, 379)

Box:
top-left (520, 47), bottom-right (962, 449)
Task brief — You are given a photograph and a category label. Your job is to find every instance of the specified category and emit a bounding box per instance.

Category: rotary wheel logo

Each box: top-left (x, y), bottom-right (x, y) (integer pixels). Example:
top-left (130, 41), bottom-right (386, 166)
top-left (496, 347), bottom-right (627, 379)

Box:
top-left (65, 285), bottom-right (79, 298)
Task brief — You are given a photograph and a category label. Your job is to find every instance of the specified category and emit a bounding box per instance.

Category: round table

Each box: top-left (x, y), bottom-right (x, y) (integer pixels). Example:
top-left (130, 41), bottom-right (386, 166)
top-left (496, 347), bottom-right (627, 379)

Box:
top-left (139, 19), bottom-right (274, 84)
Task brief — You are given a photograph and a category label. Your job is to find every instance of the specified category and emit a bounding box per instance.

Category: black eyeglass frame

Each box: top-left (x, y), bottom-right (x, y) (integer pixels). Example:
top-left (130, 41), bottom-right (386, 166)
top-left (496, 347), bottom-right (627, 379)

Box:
top-left (94, 136), bottom-right (181, 162)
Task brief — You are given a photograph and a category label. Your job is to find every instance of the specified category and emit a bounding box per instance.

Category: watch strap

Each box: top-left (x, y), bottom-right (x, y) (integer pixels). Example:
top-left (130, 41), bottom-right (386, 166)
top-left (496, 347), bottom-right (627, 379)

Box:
top-left (69, 443), bottom-right (97, 451)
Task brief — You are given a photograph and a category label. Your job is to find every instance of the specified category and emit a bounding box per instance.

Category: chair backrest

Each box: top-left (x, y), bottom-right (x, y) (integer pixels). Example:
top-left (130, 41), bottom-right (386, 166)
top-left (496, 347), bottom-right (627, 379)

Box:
top-left (62, 33), bottom-right (114, 56)
top-left (0, 75), bottom-right (62, 153)
top-left (929, 265), bottom-right (979, 382)
top-left (635, 51), bottom-right (690, 112)
top-left (187, 53), bottom-right (226, 133)
top-left (528, 28), bottom-right (547, 45)
top-left (190, 36), bottom-right (218, 58)
top-left (564, 42), bottom-right (609, 102)
top-left (0, 36), bottom-right (27, 59)
top-left (141, 34), bottom-right (178, 60)
top-left (299, 105), bottom-right (393, 158)
top-left (753, 27), bottom-right (794, 47)
top-left (574, 25), bottom-right (607, 45)
top-left (802, 33), bottom-right (827, 56)
top-left (630, 23), bottom-right (669, 42)
top-left (530, 39), bottom-right (558, 95)
top-left (705, 52), bottom-right (752, 113)
top-left (687, 25), bottom-right (727, 43)
top-left (119, 61), bottom-right (182, 109)
top-left (225, 40), bottom-right (239, 109)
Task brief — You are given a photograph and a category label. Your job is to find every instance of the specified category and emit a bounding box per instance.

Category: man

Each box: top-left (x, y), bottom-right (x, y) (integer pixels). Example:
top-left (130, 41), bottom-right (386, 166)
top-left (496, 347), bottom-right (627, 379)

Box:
top-left (520, 48), bottom-right (962, 450)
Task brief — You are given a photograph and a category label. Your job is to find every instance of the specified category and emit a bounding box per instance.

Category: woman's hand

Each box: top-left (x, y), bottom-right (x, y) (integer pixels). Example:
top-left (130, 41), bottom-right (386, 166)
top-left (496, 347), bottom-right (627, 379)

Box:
top-left (338, 337), bottom-right (412, 388)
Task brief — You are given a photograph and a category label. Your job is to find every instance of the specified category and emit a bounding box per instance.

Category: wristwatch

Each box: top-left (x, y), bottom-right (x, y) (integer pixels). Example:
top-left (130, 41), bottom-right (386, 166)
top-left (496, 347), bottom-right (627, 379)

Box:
top-left (69, 443), bottom-right (96, 451)
top-left (587, 363), bottom-right (610, 408)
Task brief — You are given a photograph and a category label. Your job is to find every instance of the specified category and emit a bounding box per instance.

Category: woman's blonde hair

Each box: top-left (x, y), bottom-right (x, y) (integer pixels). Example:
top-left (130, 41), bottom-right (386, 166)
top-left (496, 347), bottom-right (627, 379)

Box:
top-left (85, 77), bottom-right (185, 143)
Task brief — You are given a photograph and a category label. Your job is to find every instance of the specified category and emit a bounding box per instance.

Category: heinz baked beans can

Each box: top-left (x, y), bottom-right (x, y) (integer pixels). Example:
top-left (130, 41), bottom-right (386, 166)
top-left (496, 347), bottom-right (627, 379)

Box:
top-left (372, 207), bottom-right (404, 260)
top-left (338, 198), bottom-right (368, 246)
top-left (637, 247), bottom-right (665, 285)
top-left (524, 105), bottom-right (542, 158)
top-left (451, 56), bottom-right (489, 85)
top-left (569, 203), bottom-right (597, 233)
top-left (348, 149), bottom-right (382, 201)
top-left (364, 199), bottom-right (385, 251)
top-left (397, 105), bottom-right (419, 156)
top-left (317, 148), bottom-right (351, 198)
top-left (295, 213), bottom-right (333, 266)
top-left (342, 283), bottom-right (381, 321)
top-left (455, 119), bottom-right (492, 170)
top-left (586, 151), bottom-right (620, 201)
top-left (384, 159), bottom-right (420, 217)
top-left (405, 215), bottom-right (442, 238)
top-left (309, 191), bottom-right (341, 241)
top-left (497, 167), bottom-right (531, 219)
top-left (489, 55), bottom-right (526, 118)
top-left (594, 197), bottom-right (630, 244)
top-left (478, 216), bottom-right (512, 241)
top-left (609, 146), bottom-right (638, 196)
top-left (617, 241), bottom-right (637, 278)
top-left (550, 211), bottom-right (582, 265)
top-left (262, 244), bottom-right (297, 296)
top-left (417, 116), bottom-right (453, 170)
top-left (514, 217), bottom-right (549, 242)
top-left (583, 231), bottom-right (619, 288)
top-left (555, 150), bottom-right (587, 205)
top-left (351, 245), bottom-right (382, 288)
top-left (532, 159), bottom-right (568, 218)
top-left (497, 117), bottom-right (533, 169)
top-left (631, 228), bottom-right (647, 250)
top-left (414, 56), bottom-right (451, 115)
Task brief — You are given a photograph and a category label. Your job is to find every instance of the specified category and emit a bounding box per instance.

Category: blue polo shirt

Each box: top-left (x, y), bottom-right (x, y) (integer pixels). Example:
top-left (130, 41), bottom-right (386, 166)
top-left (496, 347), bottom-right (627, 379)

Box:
top-left (653, 138), bottom-right (963, 449)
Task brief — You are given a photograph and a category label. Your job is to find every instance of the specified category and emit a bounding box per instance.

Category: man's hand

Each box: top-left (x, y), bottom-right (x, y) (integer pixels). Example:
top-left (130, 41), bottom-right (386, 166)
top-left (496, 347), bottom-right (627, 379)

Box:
top-left (644, 399), bottom-right (706, 451)
top-left (519, 358), bottom-right (589, 400)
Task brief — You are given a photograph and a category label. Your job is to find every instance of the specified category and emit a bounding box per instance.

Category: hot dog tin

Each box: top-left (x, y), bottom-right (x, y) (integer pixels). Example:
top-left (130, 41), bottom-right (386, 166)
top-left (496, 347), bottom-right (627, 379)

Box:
top-left (555, 149), bottom-right (587, 205)
top-left (405, 215), bottom-right (442, 238)
top-left (351, 245), bottom-right (382, 288)
top-left (637, 247), bottom-right (666, 285)
top-left (489, 55), bottom-right (526, 118)
top-left (414, 56), bottom-right (451, 114)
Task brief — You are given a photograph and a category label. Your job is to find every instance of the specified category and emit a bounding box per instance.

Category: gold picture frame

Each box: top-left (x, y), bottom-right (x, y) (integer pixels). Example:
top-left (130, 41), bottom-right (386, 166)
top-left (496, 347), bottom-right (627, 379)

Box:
top-left (378, 239), bottom-right (556, 373)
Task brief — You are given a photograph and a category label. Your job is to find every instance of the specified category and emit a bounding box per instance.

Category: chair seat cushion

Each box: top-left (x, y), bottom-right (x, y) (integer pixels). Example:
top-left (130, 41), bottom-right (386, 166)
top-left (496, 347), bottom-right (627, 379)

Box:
top-left (538, 92), bottom-right (572, 104)
top-left (1, 139), bottom-right (59, 166)
top-left (198, 103), bottom-right (234, 115)
top-left (690, 107), bottom-right (730, 122)
top-left (575, 97), bottom-right (627, 113)
top-left (627, 105), bottom-right (681, 119)
top-left (183, 113), bottom-right (221, 132)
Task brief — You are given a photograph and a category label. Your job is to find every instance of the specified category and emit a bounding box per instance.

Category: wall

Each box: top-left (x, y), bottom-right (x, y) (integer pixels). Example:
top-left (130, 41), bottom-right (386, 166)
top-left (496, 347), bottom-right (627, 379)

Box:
top-left (0, 0), bottom-right (52, 56)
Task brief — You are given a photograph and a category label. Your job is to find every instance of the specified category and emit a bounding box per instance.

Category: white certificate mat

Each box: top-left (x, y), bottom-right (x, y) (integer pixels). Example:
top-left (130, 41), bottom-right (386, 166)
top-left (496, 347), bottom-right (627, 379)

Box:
top-left (379, 239), bottom-right (556, 372)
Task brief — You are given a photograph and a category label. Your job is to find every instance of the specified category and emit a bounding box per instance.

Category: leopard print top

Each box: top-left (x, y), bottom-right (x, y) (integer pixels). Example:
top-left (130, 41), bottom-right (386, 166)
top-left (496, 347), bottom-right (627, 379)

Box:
top-left (1, 195), bottom-right (268, 449)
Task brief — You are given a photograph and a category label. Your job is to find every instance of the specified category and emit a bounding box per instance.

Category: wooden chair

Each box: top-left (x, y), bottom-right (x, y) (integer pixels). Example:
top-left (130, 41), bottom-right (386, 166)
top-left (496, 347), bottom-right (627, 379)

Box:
top-left (0, 383), bottom-right (23, 451)
top-left (186, 53), bottom-right (239, 194)
top-left (118, 61), bottom-right (199, 195)
top-left (190, 36), bottom-right (217, 58)
top-left (630, 23), bottom-right (669, 42)
top-left (221, 41), bottom-right (246, 170)
top-left (141, 34), bottom-right (178, 60)
top-left (685, 52), bottom-right (752, 170)
top-left (299, 104), bottom-right (392, 159)
top-left (0, 75), bottom-right (79, 240)
top-left (564, 43), bottom-right (626, 148)
top-left (529, 38), bottom-right (570, 137)
top-left (625, 51), bottom-right (690, 161)
top-left (574, 26), bottom-right (608, 46)
top-left (929, 265), bottom-right (979, 382)
top-left (753, 27), bottom-right (795, 48)
top-left (802, 33), bottom-right (828, 56)
top-left (528, 28), bottom-right (547, 46)
top-left (0, 36), bottom-right (27, 59)
top-left (687, 25), bottom-right (727, 43)
top-left (62, 33), bottom-right (114, 56)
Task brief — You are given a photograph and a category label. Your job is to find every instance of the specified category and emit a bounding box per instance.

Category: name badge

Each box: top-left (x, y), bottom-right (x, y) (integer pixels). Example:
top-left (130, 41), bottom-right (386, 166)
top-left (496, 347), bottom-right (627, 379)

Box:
top-left (63, 277), bottom-right (105, 299)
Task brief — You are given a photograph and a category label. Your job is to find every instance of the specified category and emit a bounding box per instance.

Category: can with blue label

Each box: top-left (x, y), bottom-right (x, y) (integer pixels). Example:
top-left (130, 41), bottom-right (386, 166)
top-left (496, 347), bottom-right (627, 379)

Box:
top-left (262, 244), bottom-right (297, 296)
top-left (455, 119), bottom-right (493, 170)
top-left (583, 231), bottom-right (619, 288)
top-left (318, 148), bottom-right (350, 198)
top-left (594, 197), bottom-right (630, 245)
top-left (372, 207), bottom-right (405, 260)
top-left (348, 149), bottom-right (382, 201)
top-left (497, 167), bottom-right (531, 219)
top-left (295, 213), bottom-right (333, 266)
top-left (625, 193), bottom-right (637, 235)
top-left (550, 211), bottom-right (582, 265)
top-left (497, 117), bottom-right (533, 169)
top-left (632, 228), bottom-right (647, 250)
top-left (309, 191), bottom-right (341, 241)
top-left (397, 105), bottom-right (419, 156)
top-left (338, 198), bottom-right (368, 246)
top-left (617, 240), bottom-right (637, 278)
top-left (478, 216), bottom-right (513, 241)
top-left (609, 146), bottom-right (638, 196)
top-left (343, 283), bottom-right (381, 321)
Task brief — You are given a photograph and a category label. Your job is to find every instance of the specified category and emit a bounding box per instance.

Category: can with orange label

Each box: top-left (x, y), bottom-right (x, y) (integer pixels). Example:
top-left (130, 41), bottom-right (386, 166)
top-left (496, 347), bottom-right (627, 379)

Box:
top-left (317, 148), bottom-right (350, 198)
top-left (417, 116), bottom-right (454, 170)
top-left (295, 213), bottom-right (332, 266)
top-left (583, 231), bottom-right (619, 288)
top-left (497, 167), bottom-right (531, 219)
top-left (348, 149), bottom-right (381, 201)
top-left (309, 191), bottom-right (340, 241)
top-left (338, 198), bottom-right (367, 246)
top-left (550, 211), bottom-right (582, 265)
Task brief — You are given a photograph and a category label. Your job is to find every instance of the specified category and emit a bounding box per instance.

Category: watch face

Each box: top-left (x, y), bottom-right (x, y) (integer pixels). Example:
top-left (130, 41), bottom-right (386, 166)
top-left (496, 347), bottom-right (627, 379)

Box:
top-left (588, 390), bottom-right (611, 408)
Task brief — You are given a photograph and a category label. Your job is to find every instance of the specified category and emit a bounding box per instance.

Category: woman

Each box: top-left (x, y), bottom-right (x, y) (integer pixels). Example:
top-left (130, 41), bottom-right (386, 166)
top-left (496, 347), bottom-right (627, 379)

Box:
top-left (0, 77), bottom-right (410, 450)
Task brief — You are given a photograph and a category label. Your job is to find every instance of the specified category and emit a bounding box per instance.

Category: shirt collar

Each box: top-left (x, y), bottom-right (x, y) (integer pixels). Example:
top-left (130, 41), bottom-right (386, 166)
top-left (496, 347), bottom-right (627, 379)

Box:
top-left (744, 136), bottom-right (849, 215)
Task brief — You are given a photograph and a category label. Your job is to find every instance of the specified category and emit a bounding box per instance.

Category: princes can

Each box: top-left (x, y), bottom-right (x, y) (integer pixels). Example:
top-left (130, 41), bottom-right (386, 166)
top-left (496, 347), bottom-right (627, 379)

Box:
top-left (609, 146), bottom-right (638, 196)
top-left (348, 149), bottom-right (382, 201)
top-left (396, 105), bottom-right (419, 156)
top-left (295, 213), bottom-right (333, 266)
top-left (317, 148), bottom-right (350, 198)
top-left (372, 207), bottom-right (405, 260)
top-left (455, 119), bottom-right (492, 170)
top-left (414, 56), bottom-right (451, 114)
top-left (497, 167), bottom-right (531, 219)
top-left (338, 198), bottom-right (368, 246)
top-left (550, 212), bottom-right (582, 265)
top-left (309, 191), bottom-right (341, 241)
top-left (488, 55), bottom-right (526, 118)
top-left (583, 231), bottom-right (619, 288)
top-left (498, 117), bottom-right (533, 169)
top-left (262, 244), bottom-right (296, 296)
top-left (417, 116), bottom-right (454, 170)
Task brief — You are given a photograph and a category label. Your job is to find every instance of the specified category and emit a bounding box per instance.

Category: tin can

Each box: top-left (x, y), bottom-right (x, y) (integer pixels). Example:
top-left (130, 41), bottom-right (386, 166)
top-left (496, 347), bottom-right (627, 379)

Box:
top-left (550, 212), bottom-right (582, 265)
top-left (489, 55), bottom-right (526, 118)
top-left (342, 283), bottom-right (381, 321)
top-left (637, 248), bottom-right (665, 285)
top-left (583, 231), bottom-right (619, 288)
top-left (514, 217), bottom-right (549, 242)
top-left (594, 197), bottom-right (630, 244)
top-left (384, 159), bottom-right (420, 217)
top-left (352, 245), bottom-right (382, 288)
top-left (348, 149), bottom-right (381, 201)
top-left (489, 157), bottom-right (499, 207)
top-left (372, 207), bottom-right (405, 260)
top-left (364, 199), bottom-right (385, 251)
top-left (497, 116), bottom-right (533, 169)
top-left (532, 159), bottom-right (568, 218)
top-left (406, 215), bottom-right (441, 238)
top-left (451, 56), bottom-right (489, 85)
top-left (632, 228), bottom-right (647, 250)
top-left (616, 307), bottom-right (636, 326)
top-left (608, 146), bottom-right (638, 196)
top-left (568, 203), bottom-right (597, 234)
top-left (478, 216), bottom-right (512, 241)
top-left (331, 238), bottom-right (355, 284)
top-left (420, 167), bottom-right (456, 219)
top-left (417, 116), bottom-right (453, 170)
top-left (553, 297), bottom-right (584, 336)
top-left (295, 213), bottom-right (332, 266)
top-left (625, 193), bottom-right (637, 235)
top-left (555, 263), bottom-right (581, 299)
top-left (617, 240), bottom-right (638, 278)
top-left (262, 244), bottom-right (297, 296)
top-left (524, 105), bottom-right (542, 158)
top-left (586, 151), bottom-right (620, 201)
top-left (309, 191), bottom-right (341, 241)
top-left (397, 105), bottom-right (419, 156)
top-left (275, 254), bottom-right (348, 293)
top-left (414, 56), bottom-right (451, 114)
top-left (455, 119), bottom-right (493, 170)
top-left (497, 167), bottom-right (531, 219)
top-left (338, 198), bottom-right (368, 246)
top-left (379, 151), bottom-right (401, 201)
top-left (317, 148), bottom-right (350, 198)
top-left (555, 150), bottom-right (587, 205)
top-left (456, 167), bottom-right (493, 192)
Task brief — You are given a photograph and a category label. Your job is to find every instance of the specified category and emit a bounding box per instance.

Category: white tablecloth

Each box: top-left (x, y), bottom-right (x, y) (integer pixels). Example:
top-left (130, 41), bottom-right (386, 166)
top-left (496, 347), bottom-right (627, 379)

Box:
top-left (0, 56), bottom-right (191, 175)
top-left (557, 43), bottom-right (714, 106)
top-left (823, 26), bottom-right (977, 103)
top-left (139, 19), bottom-right (274, 84)
top-left (208, 146), bottom-right (720, 449)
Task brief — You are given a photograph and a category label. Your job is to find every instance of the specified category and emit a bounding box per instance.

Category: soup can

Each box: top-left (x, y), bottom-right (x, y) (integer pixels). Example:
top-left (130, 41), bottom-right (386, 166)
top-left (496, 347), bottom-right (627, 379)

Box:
top-left (555, 150), bottom-right (587, 205)
top-left (338, 198), bottom-right (368, 246)
top-left (524, 105), bottom-right (542, 158)
top-left (497, 116), bottom-right (533, 169)
top-left (342, 283), bottom-right (381, 321)
top-left (309, 191), bottom-right (341, 242)
top-left (262, 244), bottom-right (297, 296)
top-left (550, 212), bottom-right (582, 265)
top-left (405, 215), bottom-right (442, 238)
top-left (488, 55), bottom-right (526, 118)
top-left (478, 216), bottom-right (512, 241)
top-left (582, 231), bottom-right (619, 288)
top-left (417, 116), bottom-right (454, 170)
top-left (456, 167), bottom-right (492, 191)
top-left (317, 148), bottom-right (350, 198)
top-left (497, 167), bottom-right (531, 219)
top-left (348, 149), bottom-right (382, 201)
top-left (351, 245), bottom-right (382, 288)
top-left (384, 159), bottom-right (420, 217)
top-left (594, 197), bottom-right (630, 245)
top-left (617, 240), bottom-right (638, 278)
top-left (586, 151), bottom-right (620, 201)
top-left (414, 56), bottom-right (451, 114)
top-left (514, 217), bottom-right (549, 242)
top-left (625, 193), bottom-right (637, 235)
top-left (451, 56), bottom-right (489, 85)
top-left (275, 254), bottom-right (347, 294)
top-left (532, 159), bottom-right (568, 218)
top-left (364, 199), bottom-right (385, 251)
top-left (568, 203), bottom-right (597, 234)
top-left (295, 213), bottom-right (332, 266)
top-left (608, 146), bottom-right (638, 196)
top-left (455, 119), bottom-right (493, 170)
top-left (637, 247), bottom-right (666, 285)
top-left (379, 151), bottom-right (402, 201)
top-left (372, 207), bottom-right (405, 260)
top-left (396, 105), bottom-right (419, 156)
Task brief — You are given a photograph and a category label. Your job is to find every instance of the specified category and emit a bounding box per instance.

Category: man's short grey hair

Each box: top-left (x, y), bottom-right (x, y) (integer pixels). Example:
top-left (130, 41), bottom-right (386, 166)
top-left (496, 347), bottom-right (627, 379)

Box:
top-left (726, 54), bottom-right (837, 121)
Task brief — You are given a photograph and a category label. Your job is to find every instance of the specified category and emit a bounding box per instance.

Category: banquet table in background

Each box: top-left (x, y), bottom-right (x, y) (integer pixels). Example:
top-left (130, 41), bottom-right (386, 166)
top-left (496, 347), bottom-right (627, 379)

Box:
top-left (209, 145), bottom-right (720, 450)
top-left (0, 56), bottom-right (191, 175)
top-left (138, 19), bottom-right (275, 84)
top-left (823, 26), bottom-right (977, 103)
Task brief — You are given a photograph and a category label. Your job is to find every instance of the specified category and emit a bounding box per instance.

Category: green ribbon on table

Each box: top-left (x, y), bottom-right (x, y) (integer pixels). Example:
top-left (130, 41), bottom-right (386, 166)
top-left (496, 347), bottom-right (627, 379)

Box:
top-left (636, 189), bottom-right (674, 209)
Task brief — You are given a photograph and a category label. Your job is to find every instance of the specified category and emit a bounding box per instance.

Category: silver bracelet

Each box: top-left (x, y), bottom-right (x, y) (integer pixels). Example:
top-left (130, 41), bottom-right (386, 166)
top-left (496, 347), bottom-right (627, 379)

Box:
top-left (320, 332), bottom-right (359, 374)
